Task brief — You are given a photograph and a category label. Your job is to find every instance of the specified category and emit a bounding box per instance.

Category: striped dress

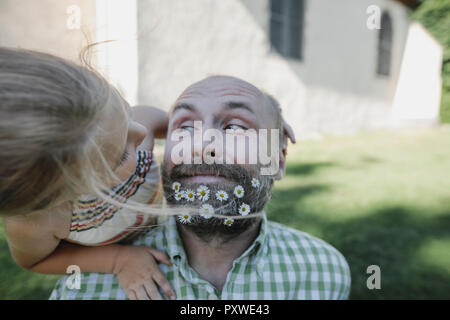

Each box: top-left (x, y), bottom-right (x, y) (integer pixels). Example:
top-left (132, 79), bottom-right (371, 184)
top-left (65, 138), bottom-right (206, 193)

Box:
top-left (65, 150), bottom-right (163, 246)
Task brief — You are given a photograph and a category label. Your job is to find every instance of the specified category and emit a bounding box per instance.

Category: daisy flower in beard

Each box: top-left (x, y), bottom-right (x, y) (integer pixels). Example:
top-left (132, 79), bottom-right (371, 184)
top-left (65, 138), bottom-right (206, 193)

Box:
top-left (223, 217), bottom-right (234, 226)
top-left (233, 185), bottom-right (244, 198)
top-left (200, 204), bottom-right (214, 219)
top-left (197, 185), bottom-right (210, 201)
top-left (172, 182), bottom-right (181, 192)
top-left (184, 189), bottom-right (195, 202)
top-left (238, 203), bottom-right (251, 216)
top-left (174, 191), bottom-right (184, 201)
top-left (216, 190), bottom-right (228, 202)
top-left (178, 213), bottom-right (192, 224)
top-left (251, 178), bottom-right (260, 188)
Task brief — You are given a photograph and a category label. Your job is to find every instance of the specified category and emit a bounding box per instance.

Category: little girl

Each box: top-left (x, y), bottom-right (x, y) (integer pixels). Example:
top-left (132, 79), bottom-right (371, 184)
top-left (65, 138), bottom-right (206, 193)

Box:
top-left (0, 47), bottom-right (176, 300)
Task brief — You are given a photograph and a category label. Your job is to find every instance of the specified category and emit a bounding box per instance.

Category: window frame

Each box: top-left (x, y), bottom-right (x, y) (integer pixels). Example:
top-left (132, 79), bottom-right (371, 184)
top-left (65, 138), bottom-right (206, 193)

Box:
top-left (269, 0), bottom-right (304, 61)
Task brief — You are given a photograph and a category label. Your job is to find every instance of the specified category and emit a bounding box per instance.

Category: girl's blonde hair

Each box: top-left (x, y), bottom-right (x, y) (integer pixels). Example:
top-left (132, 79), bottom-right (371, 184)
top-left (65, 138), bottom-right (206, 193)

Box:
top-left (0, 47), bottom-right (138, 216)
top-left (0, 47), bottom-right (244, 221)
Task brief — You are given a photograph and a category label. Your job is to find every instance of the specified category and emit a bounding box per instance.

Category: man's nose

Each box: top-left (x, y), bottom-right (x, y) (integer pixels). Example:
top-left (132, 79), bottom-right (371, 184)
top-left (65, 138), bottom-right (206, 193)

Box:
top-left (192, 121), bottom-right (224, 162)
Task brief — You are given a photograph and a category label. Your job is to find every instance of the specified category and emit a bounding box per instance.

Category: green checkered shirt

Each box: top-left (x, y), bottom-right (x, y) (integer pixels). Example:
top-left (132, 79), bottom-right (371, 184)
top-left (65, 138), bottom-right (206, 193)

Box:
top-left (49, 215), bottom-right (351, 300)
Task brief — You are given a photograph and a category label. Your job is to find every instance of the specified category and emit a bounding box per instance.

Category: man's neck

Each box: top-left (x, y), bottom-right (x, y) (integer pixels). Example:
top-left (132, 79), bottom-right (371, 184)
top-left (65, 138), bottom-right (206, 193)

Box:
top-left (177, 219), bottom-right (261, 292)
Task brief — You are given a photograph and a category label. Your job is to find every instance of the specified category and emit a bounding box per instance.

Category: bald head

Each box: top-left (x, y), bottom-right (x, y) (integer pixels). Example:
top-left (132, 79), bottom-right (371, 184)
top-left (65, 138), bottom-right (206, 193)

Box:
top-left (171, 75), bottom-right (282, 133)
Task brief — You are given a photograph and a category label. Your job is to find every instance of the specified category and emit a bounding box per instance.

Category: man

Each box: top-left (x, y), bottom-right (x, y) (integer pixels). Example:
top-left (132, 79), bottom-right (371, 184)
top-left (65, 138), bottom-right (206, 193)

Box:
top-left (50, 75), bottom-right (351, 300)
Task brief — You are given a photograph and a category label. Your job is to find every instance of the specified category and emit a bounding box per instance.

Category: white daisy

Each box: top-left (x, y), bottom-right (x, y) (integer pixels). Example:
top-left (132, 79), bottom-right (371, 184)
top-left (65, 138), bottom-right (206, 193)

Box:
top-left (233, 185), bottom-right (245, 198)
top-left (238, 203), bottom-right (251, 216)
top-left (200, 204), bottom-right (214, 219)
top-left (172, 182), bottom-right (181, 192)
top-left (223, 217), bottom-right (234, 227)
top-left (184, 189), bottom-right (195, 202)
top-left (196, 185), bottom-right (210, 201)
top-left (177, 213), bottom-right (192, 224)
top-left (174, 191), bottom-right (184, 201)
top-left (215, 190), bottom-right (229, 202)
top-left (251, 178), bottom-right (260, 188)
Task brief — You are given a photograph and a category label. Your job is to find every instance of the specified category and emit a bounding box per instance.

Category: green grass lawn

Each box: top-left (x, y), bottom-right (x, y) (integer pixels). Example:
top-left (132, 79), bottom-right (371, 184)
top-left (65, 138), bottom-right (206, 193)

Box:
top-left (267, 125), bottom-right (450, 299)
top-left (1, 126), bottom-right (450, 299)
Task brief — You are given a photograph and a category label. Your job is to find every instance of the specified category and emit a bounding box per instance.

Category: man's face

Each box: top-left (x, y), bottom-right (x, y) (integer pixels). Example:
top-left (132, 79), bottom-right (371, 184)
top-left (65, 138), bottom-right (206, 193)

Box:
top-left (161, 76), bottom-right (279, 242)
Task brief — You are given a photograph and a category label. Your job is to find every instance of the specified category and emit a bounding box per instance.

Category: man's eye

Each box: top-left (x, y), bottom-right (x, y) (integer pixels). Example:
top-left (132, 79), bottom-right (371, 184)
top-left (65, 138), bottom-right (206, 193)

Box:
top-left (225, 124), bottom-right (247, 131)
top-left (180, 125), bottom-right (194, 132)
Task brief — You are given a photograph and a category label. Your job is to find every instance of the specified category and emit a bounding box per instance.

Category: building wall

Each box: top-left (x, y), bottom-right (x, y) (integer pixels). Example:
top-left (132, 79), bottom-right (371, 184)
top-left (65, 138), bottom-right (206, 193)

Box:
top-left (391, 22), bottom-right (443, 126)
top-left (1, 0), bottom-right (440, 138)
top-left (0, 0), bottom-right (96, 62)
top-left (136, 0), bottom-right (412, 138)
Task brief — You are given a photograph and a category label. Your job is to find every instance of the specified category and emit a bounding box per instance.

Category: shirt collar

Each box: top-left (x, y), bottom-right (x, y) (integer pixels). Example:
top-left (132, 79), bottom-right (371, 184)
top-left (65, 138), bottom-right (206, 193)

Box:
top-left (164, 213), bottom-right (269, 264)
top-left (165, 216), bottom-right (186, 261)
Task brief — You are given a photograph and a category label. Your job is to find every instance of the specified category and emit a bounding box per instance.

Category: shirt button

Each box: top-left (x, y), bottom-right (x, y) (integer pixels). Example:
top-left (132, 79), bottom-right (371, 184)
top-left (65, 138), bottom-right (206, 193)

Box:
top-left (208, 293), bottom-right (219, 300)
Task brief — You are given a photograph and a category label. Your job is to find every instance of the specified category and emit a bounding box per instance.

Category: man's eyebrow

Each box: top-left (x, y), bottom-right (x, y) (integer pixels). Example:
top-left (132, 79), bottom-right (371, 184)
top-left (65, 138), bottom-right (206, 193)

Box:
top-left (172, 103), bottom-right (196, 115)
top-left (224, 101), bottom-right (255, 115)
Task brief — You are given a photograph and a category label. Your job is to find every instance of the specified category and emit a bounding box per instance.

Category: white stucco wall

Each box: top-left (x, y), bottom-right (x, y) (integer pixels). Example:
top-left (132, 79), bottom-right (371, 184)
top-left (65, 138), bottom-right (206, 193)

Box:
top-left (391, 22), bottom-right (443, 126)
top-left (0, 0), bottom-right (96, 62)
top-left (135, 0), bottom-right (412, 138)
top-left (1, 0), bottom-right (441, 138)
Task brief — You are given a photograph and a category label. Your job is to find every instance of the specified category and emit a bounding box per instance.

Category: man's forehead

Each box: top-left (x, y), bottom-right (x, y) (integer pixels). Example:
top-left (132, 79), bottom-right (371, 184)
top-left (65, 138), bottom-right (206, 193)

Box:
top-left (173, 76), bottom-right (264, 108)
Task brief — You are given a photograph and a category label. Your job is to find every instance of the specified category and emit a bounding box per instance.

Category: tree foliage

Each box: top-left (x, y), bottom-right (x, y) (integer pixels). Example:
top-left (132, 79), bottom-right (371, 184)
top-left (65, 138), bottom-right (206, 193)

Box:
top-left (412, 0), bottom-right (450, 122)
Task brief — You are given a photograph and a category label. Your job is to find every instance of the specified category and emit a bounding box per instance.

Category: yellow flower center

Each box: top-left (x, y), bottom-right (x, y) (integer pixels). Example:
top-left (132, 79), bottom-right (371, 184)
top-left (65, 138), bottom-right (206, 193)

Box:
top-left (201, 191), bottom-right (205, 196)
top-left (242, 208), bottom-right (246, 212)
top-left (183, 215), bottom-right (189, 219)
top-left (237, 190), bottom-right (241, 194)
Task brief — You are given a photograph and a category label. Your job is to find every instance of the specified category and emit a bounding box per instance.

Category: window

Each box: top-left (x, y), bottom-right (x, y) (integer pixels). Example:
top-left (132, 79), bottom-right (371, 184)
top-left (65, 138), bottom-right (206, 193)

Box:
top-left (269, 0), bottom-right (304, 60)
top-left (377, 11), bottom-right (392, 76)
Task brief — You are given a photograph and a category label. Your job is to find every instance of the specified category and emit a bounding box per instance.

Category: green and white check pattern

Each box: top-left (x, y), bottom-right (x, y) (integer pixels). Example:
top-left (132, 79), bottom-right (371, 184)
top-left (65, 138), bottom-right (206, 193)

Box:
top-left (50, 215), bottom-right (351, 300)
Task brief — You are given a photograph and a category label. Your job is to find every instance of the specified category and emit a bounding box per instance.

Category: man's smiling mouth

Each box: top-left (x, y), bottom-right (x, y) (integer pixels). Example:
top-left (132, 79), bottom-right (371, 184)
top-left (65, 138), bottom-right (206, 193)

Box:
top-left (180, 172), bottom-right (229, 184)
top-left (181, 175), bottom-right (228, 183)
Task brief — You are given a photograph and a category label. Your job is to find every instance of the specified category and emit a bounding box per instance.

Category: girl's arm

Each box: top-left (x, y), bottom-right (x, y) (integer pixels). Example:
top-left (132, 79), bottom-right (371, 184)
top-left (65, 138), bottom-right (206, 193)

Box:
top-left (31, 241), bottom-right (176, 300)
top-left (132, 105), bottom-right (168, 140)
top-left (3, 203), bottom-right (176, 300)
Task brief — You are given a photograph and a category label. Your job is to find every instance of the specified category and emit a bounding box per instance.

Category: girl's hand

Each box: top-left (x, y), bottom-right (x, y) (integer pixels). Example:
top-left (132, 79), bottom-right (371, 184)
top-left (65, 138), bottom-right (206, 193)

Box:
top-left (113, 246), bottom-right (176, 300)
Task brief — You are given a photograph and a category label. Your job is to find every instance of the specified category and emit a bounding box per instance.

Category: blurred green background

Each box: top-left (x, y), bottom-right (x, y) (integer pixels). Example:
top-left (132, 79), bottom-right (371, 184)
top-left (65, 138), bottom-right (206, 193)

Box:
top-left (267, 126), bottom-right (450, 299)
top-left (1, 125), bottom-right (450, 299)
top-left (413, 0), bottom-right (450, 123)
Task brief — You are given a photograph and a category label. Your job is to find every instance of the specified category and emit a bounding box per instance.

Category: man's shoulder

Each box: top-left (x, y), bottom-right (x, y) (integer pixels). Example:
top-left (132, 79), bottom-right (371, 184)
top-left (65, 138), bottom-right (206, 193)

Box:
top-left (267, 221), bottom-right (345, 258)
top-left (266, 220), bottom-right (351, 299)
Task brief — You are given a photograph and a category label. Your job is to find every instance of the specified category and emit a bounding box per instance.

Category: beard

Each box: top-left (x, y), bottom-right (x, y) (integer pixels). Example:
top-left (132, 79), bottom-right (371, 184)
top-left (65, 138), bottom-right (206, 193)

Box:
top-left (161, 162), bottom-right (274, 243)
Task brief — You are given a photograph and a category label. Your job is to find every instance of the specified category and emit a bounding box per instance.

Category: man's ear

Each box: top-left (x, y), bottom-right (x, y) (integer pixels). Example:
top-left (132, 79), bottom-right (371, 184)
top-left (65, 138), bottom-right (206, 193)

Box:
top-left (275, 139), bottom-right (287, 180)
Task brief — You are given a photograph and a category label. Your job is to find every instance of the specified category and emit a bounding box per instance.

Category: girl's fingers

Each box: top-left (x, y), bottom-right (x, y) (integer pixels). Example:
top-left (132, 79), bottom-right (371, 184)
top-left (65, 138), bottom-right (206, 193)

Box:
top-left (135, 286), bottom-right (151, 300)
top-left (147, 248), bottom-right (172, 266)
top-left (144, 281), bottom-right (163, 300)
top-left (127, 289), bottom-right (138, 300)
top-left (153, 271), bottom-right (176, 300)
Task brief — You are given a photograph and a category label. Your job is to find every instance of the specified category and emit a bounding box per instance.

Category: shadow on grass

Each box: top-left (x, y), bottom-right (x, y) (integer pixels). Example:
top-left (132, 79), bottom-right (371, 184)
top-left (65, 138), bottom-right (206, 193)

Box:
top-left (1, 158), bottom-right (448, 299)
top-left (285, 161), bottom-right (335, 176)
top-left (268, 184), bottom-right (450, 299)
